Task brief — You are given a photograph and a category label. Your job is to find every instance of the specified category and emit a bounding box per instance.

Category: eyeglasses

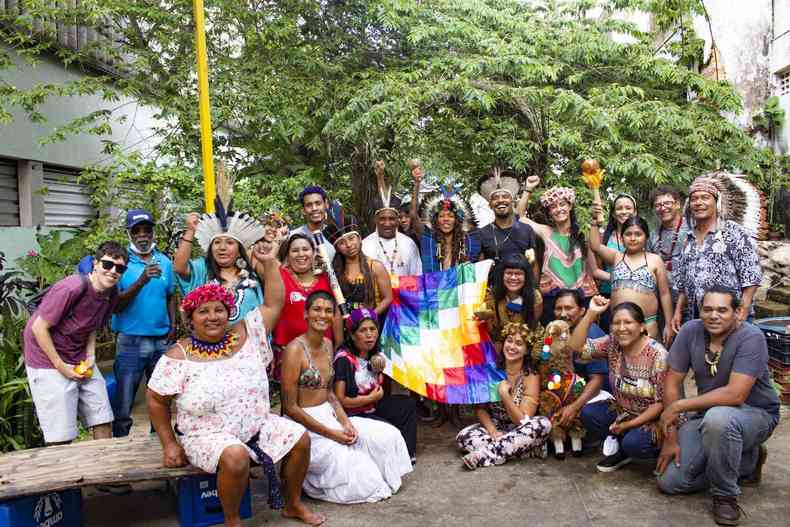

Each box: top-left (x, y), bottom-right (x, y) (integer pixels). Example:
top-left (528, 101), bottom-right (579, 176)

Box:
top-left (654, 200), bottom-right (676, 209)
top-left (99, 259), bottom-right (127, 274)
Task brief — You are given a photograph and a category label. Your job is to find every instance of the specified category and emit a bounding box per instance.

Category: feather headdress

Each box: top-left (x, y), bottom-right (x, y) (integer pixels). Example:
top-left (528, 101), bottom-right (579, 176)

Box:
top-left (194, 163), bottom-right (266, 251)
top-left (419, 184), bottom-right (478, 230)
top-left (477, 167), bottom-right (521, 201)
top-left (687, 171), bottom-right (768, 240)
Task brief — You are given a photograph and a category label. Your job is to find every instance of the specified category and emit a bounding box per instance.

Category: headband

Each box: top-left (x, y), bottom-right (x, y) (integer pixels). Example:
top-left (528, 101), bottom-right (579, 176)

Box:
top-left (689, 176), bottom-right (720, 198)
top-left (346, 307), bottom-right (378, 332)
top-left (540, 187), bottom-right (576, 208)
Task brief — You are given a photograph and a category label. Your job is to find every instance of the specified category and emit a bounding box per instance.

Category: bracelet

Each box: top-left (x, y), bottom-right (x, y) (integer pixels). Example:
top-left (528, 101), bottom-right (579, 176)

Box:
top-left (180, 237), bottom-right (194, 244)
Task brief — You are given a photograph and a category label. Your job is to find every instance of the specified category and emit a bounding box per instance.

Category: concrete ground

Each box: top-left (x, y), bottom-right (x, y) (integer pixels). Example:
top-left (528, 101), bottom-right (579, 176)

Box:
top-left (83, 399), bottom-right (790, 527)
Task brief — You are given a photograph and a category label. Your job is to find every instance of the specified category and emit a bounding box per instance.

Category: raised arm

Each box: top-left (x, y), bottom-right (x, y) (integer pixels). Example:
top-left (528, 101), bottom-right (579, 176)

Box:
top-left (587, 211), bottom-right (618, 265)
top-left (517, 176), bottom-right (551, 240)
top-left (174, 213), bottom-right (200, 279)
top-left (252, 239), bottom-right (284, 331)
top-left (409, 163), bottom-right (424, 237)
top-left (568, 295), bottom-right (610, 356)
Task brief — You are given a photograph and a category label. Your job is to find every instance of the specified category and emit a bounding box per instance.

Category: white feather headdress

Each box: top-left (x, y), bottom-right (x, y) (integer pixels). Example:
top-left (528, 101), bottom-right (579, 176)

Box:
top-left (477, 167), bottom-right (521, 201)
top-left (194, 163), bottom-right (266, 251)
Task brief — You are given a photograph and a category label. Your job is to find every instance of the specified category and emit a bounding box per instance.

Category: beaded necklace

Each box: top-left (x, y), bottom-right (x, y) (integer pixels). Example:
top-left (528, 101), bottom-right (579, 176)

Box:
top-left (377, 236), bottom-right (399, 273)
top-left (188, 331), bottom-right (238, 359)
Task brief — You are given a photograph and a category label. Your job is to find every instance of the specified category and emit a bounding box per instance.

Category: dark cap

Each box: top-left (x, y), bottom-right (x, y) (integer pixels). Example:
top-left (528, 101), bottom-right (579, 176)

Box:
top-left (125, 209), bottom-right (154, 230)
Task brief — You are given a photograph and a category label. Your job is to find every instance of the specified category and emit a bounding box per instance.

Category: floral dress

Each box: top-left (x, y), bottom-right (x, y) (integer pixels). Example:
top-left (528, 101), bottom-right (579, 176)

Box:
top-left (455, 375), bottom-right (552, 466)
top-left (148, 309), bottom-right (304, 473)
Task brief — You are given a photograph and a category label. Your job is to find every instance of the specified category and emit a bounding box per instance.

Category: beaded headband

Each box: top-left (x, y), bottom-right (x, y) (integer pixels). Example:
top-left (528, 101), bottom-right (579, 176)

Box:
top-left (688, 176), bottom-right (721, 198)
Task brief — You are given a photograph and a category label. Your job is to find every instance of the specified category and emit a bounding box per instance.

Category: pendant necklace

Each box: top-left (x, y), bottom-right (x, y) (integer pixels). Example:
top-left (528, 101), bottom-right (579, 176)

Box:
top-left (704, 324), bottom-right (738, 377)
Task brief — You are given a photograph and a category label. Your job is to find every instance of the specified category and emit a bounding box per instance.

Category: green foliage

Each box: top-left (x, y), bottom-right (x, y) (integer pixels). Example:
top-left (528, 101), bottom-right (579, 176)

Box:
top-left (753, 96), bottom-right (786, 137)
top-left (0, 0), bottom-right (771, 230)
top-left (15, 230), bottom-right (90, 289)
top-left (0, 310), bottom-right (42, 452)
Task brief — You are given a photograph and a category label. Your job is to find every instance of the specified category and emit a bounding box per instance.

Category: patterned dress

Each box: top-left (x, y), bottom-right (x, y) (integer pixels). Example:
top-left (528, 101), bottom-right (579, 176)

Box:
top-left (585, 335), bottom-right (668, 441)
top-left (147, 309), bottom-right (304, 472)
top-left (538, 228), bottom-right (597, 298)
top-left (455, 375), bottom-right (552, 466)
top-left (675, 219), bottom-right (762, 318)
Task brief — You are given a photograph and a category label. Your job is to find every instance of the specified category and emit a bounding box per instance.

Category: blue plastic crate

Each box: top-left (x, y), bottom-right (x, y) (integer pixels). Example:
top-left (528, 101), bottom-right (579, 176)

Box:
top-left (0, 489), bottom-right (82, 527)
top-left (177, 474), bottom-right (252, 527)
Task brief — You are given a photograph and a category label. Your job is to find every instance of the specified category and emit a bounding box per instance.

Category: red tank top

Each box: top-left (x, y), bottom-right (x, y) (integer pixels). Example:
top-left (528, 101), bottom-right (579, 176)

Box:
top-left (272, 267), bottom-right (333, 347)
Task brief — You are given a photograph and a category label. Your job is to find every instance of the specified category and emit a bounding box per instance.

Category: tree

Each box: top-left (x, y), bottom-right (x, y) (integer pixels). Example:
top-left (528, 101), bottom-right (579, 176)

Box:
top-left (0, 0), bottom-right (770, 232)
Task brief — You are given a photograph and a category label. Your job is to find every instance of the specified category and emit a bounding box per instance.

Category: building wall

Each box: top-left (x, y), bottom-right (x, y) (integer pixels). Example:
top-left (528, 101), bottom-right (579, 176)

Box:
top-left (772, 0), bottom-right (790, 154)
top-left (0, 46), bottom-right (163, 267)
top-left (0, 45), bottom-right (162, 168)
top-left (691, 0), bottom-right (775, 131)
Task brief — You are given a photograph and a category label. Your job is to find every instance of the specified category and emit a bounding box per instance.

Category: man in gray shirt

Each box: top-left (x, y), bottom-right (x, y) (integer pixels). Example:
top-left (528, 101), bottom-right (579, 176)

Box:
top-left (656, 286), bottom-right (779, 526)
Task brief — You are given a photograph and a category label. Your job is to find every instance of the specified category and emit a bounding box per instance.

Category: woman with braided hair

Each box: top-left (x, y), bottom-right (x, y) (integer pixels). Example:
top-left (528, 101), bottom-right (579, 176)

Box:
top-left (455, 321), bottom-right (552, 469)
top-left (517, 176), bottom-right (598, 325)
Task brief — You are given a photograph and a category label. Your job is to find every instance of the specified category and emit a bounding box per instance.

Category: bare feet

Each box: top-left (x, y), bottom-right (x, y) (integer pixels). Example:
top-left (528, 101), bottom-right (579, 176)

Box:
top-left (282, 502), bottom-right (325, 526)
top-left (224, 518), bottom-right (243, 527)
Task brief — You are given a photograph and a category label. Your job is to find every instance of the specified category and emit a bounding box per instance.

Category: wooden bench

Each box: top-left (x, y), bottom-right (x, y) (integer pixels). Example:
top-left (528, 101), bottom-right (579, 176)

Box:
top-left (0, 437), bottom-right (201, 500)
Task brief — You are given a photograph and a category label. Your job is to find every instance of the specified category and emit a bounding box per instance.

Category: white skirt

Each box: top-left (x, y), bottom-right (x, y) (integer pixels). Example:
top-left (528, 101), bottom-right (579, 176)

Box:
top-left (301, 401), bottom-right (413, 504)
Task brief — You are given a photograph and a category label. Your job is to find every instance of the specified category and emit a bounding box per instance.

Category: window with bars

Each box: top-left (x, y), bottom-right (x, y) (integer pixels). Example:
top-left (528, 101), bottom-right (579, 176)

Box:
top-left (780, 69), bottom-right (790, 96)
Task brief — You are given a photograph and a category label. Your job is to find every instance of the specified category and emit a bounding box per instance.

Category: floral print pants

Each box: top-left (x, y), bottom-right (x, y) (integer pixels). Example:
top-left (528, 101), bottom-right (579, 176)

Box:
top-left (455, 416), bottom-right (552, 467)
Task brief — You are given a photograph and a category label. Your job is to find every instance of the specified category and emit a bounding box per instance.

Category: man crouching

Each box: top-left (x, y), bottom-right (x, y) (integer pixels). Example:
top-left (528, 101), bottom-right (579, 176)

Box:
top-left (656, 286), bottom-right (779, 526)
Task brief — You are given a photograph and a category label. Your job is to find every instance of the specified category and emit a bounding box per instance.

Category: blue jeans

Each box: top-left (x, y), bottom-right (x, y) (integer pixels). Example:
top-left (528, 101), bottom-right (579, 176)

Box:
top-left (656, 405), bottom-right (778, 497)
top-left (111, 334), bottom-right (168, 437)
top-left (581, 400), bottom-right (660, 459)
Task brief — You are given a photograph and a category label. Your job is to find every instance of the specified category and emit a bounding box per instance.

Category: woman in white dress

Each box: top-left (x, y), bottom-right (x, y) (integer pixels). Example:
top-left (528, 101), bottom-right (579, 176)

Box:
top-left (147, 242), bottom-right (324, 527)
top-left (281, 290), bottom-right (412, 504)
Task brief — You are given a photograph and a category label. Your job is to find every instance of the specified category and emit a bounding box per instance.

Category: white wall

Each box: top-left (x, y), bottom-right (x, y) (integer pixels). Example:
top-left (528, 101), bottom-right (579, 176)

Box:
top-left (0, 45), bottom-right (163, 170)
top-left (691, 0), bottom-right (774, 129)
top-left (772, 0), bottom-right (790, 154)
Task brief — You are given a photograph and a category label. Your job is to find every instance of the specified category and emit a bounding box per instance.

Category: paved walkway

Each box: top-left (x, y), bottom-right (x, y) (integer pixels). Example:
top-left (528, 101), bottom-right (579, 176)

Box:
top-left (83, 406), bottom-right (790, 527)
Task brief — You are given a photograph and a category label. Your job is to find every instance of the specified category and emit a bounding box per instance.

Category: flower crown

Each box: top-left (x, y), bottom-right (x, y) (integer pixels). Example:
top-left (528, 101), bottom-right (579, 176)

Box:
top-left (540, 187), bottom-right (576, 208)
top-left (180, 283), bottom-right (236, 318)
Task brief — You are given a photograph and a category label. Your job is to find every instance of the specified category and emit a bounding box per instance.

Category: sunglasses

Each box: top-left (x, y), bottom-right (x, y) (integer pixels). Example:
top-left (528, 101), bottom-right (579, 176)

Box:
top-left (99, 259), bottom-right (127, 274)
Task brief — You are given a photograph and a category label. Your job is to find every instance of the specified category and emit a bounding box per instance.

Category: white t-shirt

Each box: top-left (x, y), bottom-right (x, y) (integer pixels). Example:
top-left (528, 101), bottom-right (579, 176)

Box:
top-left (362, 231), bottom-right (422, 276)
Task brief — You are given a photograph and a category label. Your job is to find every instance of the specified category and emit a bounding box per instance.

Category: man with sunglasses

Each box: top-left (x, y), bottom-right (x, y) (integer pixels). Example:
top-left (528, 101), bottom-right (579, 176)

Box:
top-left (24, 241), bottom-right (127, 445)
top-left (110, 209), bottom-right (177, 437)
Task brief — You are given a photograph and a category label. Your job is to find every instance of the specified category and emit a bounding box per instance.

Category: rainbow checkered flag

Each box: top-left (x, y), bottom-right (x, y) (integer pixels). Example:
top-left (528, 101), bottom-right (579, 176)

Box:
top-left (380, 260), bottom-right (505, 404)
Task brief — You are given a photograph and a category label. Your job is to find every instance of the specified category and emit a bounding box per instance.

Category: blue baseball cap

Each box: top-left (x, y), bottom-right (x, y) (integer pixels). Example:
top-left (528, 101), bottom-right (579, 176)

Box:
top-left (126, 209), bottom-right (154, 230)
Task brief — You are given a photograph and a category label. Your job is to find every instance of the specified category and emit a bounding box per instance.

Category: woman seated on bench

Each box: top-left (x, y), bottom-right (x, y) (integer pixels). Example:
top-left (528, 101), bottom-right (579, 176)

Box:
top-left (281, 291), bottom-right (412, 504)
top-left (147, 243), bottom-right (324, 527)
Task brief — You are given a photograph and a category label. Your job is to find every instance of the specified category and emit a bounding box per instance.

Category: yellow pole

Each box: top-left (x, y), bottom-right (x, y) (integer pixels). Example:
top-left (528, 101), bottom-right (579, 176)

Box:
top-left (193, 0), bottom-right (215, 213)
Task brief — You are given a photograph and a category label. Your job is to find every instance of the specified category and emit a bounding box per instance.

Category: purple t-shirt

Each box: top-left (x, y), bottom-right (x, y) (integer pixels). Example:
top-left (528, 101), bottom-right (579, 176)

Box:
top-left (23, 275), bottom-right (118, 369)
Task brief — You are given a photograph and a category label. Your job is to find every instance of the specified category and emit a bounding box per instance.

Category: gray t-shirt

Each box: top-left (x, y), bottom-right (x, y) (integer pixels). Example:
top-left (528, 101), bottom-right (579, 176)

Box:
top-left (668, 320), bottom-right (779, 418)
